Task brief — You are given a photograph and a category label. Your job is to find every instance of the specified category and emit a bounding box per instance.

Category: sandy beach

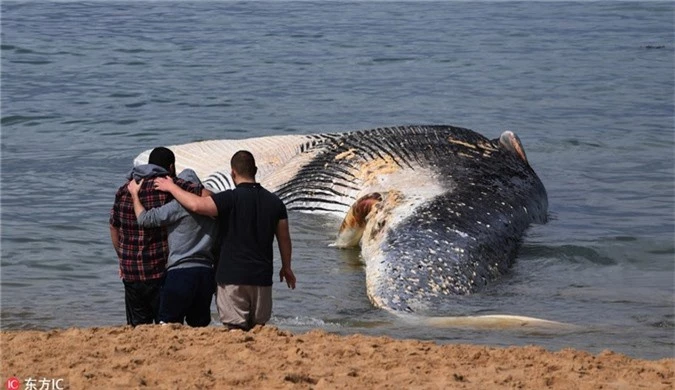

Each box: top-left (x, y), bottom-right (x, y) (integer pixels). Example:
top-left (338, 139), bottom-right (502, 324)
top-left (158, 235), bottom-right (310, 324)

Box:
top-left (1, 324), bottom-right (672, 389)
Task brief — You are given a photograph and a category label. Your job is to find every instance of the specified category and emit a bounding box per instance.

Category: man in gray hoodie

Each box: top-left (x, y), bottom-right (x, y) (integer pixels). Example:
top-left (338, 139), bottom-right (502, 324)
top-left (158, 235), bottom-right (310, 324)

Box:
top-left (128, 169), bottom-right (218, 327)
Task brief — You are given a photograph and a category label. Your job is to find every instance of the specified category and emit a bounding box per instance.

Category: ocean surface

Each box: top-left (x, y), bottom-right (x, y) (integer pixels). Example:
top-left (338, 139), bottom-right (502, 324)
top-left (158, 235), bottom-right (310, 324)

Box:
top-left (1, 1), bottom-right (673, 360)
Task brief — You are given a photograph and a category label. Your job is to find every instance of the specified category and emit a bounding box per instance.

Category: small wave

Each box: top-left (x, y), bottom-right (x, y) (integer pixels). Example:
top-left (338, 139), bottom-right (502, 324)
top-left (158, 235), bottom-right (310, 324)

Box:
top-left (520, 244), bottom-right (615, 265)
top-left (61, 119), bottom-right (91, 125)
top-left (114, 48), bottom-right (150, 53)
top-left (633, 312), bottom-right (675, 329)
top-left (114, 119), bottom-right (138, 125)
top-left (127, 129), bottom-right (179, 138)
top-left (271, 316), bottom-right (334, 328)
top-left (647, 245), bottom-right (675, 255)
top-left (1, 308), bottom-right (57, 330)
top-left (98, 131), bottom-right (131, 136)
top-left (650, 320), bottom-right (674, 329)
top-left (10, 59), bottom-right (51, 65)
top-left (1, 115), bottom-right (57, 126)
top-left (372, 57), bottom-right (417, 63)
top-left (289, 33), bottom-right (324, 39)
top-left (108, 92), bottom-right (142, 98)
top-left (562, 138), bottom-right (603, 148)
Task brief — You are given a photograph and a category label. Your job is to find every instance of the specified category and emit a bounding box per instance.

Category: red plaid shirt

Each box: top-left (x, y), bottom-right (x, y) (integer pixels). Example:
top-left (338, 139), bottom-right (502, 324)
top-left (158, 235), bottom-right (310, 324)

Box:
top-left (110, 177), bottom-right (198, 281)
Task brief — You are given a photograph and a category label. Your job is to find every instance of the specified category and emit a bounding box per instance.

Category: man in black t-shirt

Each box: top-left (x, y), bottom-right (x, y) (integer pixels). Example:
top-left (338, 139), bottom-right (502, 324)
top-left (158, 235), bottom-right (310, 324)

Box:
top-left (154, 150), bottom-right (296, 330)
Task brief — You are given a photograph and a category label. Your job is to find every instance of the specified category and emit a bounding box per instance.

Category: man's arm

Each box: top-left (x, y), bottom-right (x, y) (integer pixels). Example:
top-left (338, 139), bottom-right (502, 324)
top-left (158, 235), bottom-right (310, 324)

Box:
top-left (110, 224), bottom-right (123, 279)
top-left (109, 191), bottom-right (122, 257)
top-left (154, 176), bottom-right (218, 217)
top-left (276, 218), bottom-right (296, 289)
top-left (128, 179), bottom-right (185, 227)
top-left (110, 191), bottom-right (124, 278)
top-left (110, 225), bottom-right (121, 257)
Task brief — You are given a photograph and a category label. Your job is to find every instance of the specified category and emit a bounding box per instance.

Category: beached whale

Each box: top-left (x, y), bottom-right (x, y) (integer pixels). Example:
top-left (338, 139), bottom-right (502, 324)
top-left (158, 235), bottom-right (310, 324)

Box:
top-left (135, 125), bottom-right (559, 327)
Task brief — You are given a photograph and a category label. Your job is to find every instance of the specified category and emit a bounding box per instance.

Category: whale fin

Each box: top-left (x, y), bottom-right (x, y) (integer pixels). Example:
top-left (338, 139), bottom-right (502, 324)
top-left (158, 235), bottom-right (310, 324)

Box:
top-left (498, 131), bottom-right (529, 164)
top-left (419, 314), bottom-right (578, 330)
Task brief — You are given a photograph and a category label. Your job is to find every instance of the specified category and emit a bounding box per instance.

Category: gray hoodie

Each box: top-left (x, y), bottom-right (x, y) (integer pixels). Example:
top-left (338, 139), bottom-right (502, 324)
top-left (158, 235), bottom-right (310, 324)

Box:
top-left (127, 163), bottom-right (170, 181)
top-left (136, 169), bottom-right (219, 271)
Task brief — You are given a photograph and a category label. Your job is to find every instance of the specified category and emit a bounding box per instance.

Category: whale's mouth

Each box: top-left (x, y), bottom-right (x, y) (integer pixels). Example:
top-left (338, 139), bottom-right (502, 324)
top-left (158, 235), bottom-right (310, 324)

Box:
top-left (335, 193), bottom-right (383, 248)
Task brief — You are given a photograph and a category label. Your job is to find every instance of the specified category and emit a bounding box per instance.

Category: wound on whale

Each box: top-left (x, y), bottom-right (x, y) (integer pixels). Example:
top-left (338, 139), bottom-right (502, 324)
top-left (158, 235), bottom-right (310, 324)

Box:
top-left (135, 125), bottom-right (549, 317)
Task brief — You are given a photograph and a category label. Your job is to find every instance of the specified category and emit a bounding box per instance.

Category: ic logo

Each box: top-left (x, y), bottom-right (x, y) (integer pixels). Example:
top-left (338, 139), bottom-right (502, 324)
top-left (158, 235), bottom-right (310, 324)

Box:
top-left (5, 377), bottom-right (20, 390)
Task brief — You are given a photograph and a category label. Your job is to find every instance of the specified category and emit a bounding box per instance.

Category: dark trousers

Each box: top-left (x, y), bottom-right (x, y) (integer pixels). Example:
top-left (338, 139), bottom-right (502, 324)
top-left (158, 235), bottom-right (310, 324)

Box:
top-left (123, 279), bottom-right (162, 326)
top-left (159, 267), bottom-right (215, 327)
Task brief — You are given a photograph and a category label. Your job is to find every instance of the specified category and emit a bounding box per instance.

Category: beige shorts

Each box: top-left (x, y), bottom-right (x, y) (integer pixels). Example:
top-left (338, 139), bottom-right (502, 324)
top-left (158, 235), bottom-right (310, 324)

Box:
top-left (216, 284), bottom-right (272, 330)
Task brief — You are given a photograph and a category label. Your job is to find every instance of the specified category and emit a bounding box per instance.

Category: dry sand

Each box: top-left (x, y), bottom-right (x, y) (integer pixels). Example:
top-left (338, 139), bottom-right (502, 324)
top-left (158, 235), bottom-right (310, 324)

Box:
top-left (1, 324), bottom-right (673, 389)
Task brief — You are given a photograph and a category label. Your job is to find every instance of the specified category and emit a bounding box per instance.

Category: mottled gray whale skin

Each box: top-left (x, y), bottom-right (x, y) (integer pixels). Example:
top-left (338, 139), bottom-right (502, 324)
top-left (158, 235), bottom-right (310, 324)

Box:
top-left (268, 125), bottom-right (548, 313)
top-left (138, 124), bottom-right (548, 318)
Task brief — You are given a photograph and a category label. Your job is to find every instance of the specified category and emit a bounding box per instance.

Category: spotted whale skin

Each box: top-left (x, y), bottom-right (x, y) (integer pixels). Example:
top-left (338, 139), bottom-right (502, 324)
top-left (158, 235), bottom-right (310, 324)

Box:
top-left (135, 125), bottom-right (553, 325)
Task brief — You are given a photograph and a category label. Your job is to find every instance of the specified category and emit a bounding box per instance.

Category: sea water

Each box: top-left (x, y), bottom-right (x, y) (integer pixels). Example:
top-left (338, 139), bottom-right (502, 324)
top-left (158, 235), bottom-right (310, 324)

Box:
top-left (1, 1), bottom-right (673, 359)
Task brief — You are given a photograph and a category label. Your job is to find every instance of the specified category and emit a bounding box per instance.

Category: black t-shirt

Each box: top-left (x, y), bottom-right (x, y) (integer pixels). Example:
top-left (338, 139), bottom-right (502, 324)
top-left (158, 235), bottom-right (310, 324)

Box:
top-left (211, 182), bottom-right (288, 286)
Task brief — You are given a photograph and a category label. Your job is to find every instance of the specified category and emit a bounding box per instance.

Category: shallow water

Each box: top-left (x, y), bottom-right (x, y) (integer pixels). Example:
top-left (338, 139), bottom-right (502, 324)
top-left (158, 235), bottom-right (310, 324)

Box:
top-left (1, 1), bottom-right (673, 359)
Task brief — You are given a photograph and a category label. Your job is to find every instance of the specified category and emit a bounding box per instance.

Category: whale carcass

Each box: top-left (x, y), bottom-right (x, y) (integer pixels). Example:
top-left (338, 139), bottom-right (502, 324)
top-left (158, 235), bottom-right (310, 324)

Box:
top-left (134, 125), bottom-right (549, 320)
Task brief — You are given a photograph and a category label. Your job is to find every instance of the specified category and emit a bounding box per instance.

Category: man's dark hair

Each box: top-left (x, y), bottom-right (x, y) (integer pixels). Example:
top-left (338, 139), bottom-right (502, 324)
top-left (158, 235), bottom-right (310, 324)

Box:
top-left (148, 147), bottom-right (175, 171)
top-left (231, 150), bottom-right (257, 179)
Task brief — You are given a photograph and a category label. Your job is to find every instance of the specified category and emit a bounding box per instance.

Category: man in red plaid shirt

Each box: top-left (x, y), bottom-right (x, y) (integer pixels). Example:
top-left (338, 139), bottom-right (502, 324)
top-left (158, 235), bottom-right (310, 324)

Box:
top-left (110, 147), bottom-right (199, 326)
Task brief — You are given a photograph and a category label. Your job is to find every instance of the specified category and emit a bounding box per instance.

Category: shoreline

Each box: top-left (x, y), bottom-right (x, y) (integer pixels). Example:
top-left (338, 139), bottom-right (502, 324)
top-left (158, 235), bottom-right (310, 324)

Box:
top-left (1, 324), bottom-right (673, 389)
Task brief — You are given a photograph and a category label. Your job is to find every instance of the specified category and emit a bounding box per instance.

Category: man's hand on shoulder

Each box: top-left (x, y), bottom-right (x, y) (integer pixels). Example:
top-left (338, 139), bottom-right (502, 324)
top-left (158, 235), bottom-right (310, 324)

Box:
top-left (154, 176), bottom-right (178, 193)
top-left (154, 176), bottom-right (218, 217)
top-left (127, 179), bottom-right (143, 197)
